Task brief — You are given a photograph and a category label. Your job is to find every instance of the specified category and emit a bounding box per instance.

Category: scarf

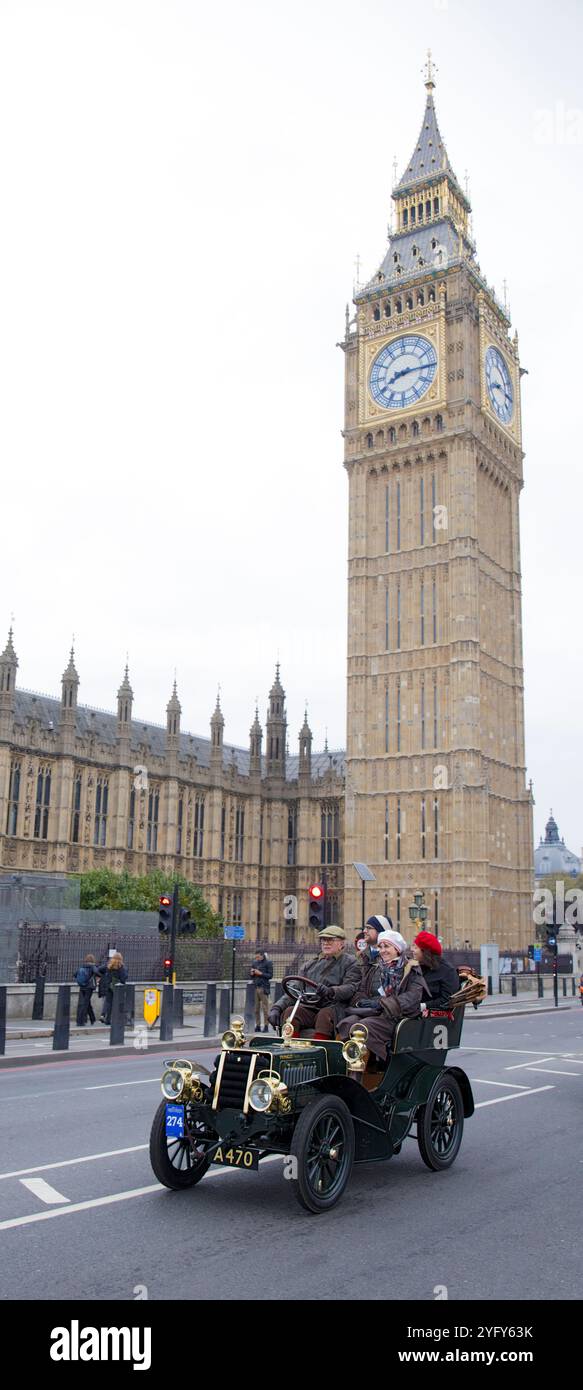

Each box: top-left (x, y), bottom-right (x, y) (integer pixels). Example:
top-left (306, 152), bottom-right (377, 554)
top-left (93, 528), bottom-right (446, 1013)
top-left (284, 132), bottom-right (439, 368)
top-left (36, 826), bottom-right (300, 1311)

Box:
top-left (380, 954), bottom-right (405, 995)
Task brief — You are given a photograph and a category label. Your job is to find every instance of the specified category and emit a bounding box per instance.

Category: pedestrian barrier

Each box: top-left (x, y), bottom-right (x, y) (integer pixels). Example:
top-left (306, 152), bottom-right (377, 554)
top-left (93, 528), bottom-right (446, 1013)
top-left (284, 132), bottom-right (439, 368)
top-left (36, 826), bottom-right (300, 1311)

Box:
top-left (53, 985), bottom-right (71, 1050)
top-left (487, 975), bottom-right (492, 995)
top-left (562, 978), bottom-right (567, 997)
top-left (173, 987), bottom-right (184, 1027)
top-left (538, 975), bottom-right (544, 997)
top-left (203, 983), bottom-right (217, 1036)
top-left (109, 984), bottom-right (126, 1046)
top-left (159, 983), bottom-right (174, 1042)
top-left (218, 987), bottom-right (230, 1032)
top-left (511, 976), bottom-right (517, 997)
top-left (124, 983), bottom-right (135, 1028)
top-left (0, 986), bottom-right (6, 1055)
top-left (32, 975), bottom-right (45, 1020)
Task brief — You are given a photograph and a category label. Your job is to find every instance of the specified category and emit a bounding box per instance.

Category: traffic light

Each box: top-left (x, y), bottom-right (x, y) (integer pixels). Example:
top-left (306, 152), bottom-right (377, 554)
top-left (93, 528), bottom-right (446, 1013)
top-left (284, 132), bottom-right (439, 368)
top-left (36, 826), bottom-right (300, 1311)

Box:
top-left (308, 883), bottom-right (325, 930)
top-left (546, 928), bottom-right (558, 952)
top-left (179, 907), bottom-right (196, 934)
top-left (158, 895), bottom-right (172, 933)
top-left (163, 955), bottom-right (173, 982)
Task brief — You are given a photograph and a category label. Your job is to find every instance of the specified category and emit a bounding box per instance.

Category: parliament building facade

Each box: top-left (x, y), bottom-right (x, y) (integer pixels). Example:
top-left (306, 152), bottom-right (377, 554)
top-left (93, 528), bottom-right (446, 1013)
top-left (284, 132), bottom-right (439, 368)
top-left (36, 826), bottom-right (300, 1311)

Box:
top-left (0, 66), bottom-right (534, 950)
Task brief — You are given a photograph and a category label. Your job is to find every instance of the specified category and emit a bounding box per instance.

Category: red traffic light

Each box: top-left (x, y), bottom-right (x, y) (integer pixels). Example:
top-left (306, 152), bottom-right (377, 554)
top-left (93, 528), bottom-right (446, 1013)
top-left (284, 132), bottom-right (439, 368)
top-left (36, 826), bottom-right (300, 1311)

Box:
top-left (163, 957), bottom-right (173, 970)
top-left (309, 884), bottom-right (323, 900)
top-left (159, 895), bottom-right (172, 907)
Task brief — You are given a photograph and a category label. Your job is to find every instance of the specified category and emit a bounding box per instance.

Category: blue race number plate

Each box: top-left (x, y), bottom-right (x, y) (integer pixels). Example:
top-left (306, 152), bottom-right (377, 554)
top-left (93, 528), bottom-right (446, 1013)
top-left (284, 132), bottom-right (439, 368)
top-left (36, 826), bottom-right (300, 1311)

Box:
top-left (165, 1103), bottom-right (185, 1137)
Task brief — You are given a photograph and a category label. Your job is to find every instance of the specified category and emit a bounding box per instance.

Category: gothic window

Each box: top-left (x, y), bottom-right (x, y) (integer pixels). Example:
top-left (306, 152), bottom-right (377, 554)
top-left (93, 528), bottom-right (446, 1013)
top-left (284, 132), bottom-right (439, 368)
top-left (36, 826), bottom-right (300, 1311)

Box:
top-left (385, 588), bottom-right (390, 650)
top-left (432, 576), bottom-right (437, 643)
top-left (396, 890), bottom-right (401, 928)
top-left (410, 206), bottom-right (416, 224)
top-left (147, 786), bottom-right (159, 852)
top-left (393, 252), bottom-right (399, 263)
top-left (419, 475), bottom-right (425, 542)
top-left (93, 777), bottom-right (109, 847)
top-left (6, 759), bottom-right (20, 835)
top-left (428, 288), bottom-right (436, 302)
top-left (396, 481), bottom-right (401, 549)
top-left (396, 585), bottom-right (401, 650)
top-left (421, 682), bottom-right (426, 749)
top-left (434, 892), bottom-right (439, 932)
top-left (403, 208), bottom-right (408, 227)
top-left (418, 203), bottom-right (423, 221)
top-left (176, 794), bottom-right (184, 855)
top-left (366, 433), bottom-right (373, 449)
top-left (435, 414), bottom-right (444, 432)
top-left (433, 196), bottom-right (439, 214)
top-left (412, 420), bottom-right (420, 438)
top-left (431, 473), bottom-right (436, 541)
top-left (396, 798), bottom-right (401, 860)
top-left (235, 804), bottom-right (245, 862)
top-left (127, 788), bottom-right (135, 849)
top-left (287, 805), bottom-right (297, 866)
top-left (220, 802), bottom-right (226, 859)
top-left (373, 306), bottom-right (381, 321)
top-left (259, 808), bottom-right (264, 866)
top-left (412, 245), bottom-right (418, 258)
top-left (433, 681), bottom-right (438, 749)
top-left (421, 797), bottom-right (426, 859)
top-left (232, 893), bottom-right (243, 927)
top-left (406, 295), bottom-right (413, 310)
top-left (34, 765), bottom-right (51, 840)
top-left (193, 797), bottom-right (205, 858)
top-left (420, 578), bottom-right (425, 646)
top-left (417, 290), bottom-right (424, 306)
top-left (71, 772), bottom-right (82, 844)
top-left (384, 686), bottom-right (389, 753)
top-left (395, 298), bottom-right (402, 314)
top-left (384, 301), bottom-right (391, 317)
top-left (384, 798), bottom-right (389, 862)
top-left (396, 682), bottom-right (401, 751)
top-left (434, 797), bottom-right (439, 858)
top-left (389, 426), bottom-right (396, 444)
top-left (425, 200), bottom-right (431, 219)
top-left (375, 429), bottom-right (384, 446)
top-left (385, 484), bottom-right (390, 551)
top-left (320, 801), bottom-right (340, 865)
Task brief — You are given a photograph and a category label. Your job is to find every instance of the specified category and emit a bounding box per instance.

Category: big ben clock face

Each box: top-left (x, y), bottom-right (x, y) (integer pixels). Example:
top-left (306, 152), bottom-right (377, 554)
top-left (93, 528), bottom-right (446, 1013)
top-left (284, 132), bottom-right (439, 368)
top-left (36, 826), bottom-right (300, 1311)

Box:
top-left (485, 345), bottom-right (514, 424)
top-left (369, 334), bottom-right (438, 410)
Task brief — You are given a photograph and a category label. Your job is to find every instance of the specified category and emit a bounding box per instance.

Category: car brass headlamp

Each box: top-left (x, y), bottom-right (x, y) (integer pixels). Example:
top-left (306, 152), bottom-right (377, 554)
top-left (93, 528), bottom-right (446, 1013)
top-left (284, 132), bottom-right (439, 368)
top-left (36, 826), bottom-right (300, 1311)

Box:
top-left (342, 1024), bottom-right (369, 1071)
top-left (161, 1066), bottom-right (187, 1100)
top-left (160, 1059), bottom-right (204, 1102)
top-left (248, 1071), bottom-right (290, 1114)
top-left (221, 1017), bottom-right (246, 1050)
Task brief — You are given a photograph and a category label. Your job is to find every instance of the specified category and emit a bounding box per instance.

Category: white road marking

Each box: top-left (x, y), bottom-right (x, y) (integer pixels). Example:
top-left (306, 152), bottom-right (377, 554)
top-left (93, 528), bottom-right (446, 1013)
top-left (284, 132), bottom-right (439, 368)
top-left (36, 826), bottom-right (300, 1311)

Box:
top-left (515, 1067), bottom-right (580, 1077)
top-left (85, 1079), bottom-right (159, 1091)
top-left (473, 1079), bottom-right (530, 1089)
top-left (460, 1046), bottom-right (564, 1056)
top-left (0, 1145), bottom-right (148, 1182)
top-left (505, 1057), bottom-right (556, 1070)
top-left (474, 1085), bottom-right (554, 1108)
top-left (0, 1155), bottom-right (283, 1232)
top-left (19, 1178), bottom-right (70, 1205)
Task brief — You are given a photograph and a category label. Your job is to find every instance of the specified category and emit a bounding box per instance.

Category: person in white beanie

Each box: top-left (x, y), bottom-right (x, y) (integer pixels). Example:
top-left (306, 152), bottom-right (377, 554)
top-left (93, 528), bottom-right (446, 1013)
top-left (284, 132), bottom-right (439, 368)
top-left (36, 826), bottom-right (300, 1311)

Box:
top-left (337, 929), bottom-right (424, 1065)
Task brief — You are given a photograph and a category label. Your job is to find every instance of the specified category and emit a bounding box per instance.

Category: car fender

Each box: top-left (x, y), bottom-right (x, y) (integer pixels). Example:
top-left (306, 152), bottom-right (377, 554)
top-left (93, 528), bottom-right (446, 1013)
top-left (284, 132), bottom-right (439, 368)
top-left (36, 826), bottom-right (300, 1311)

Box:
top-left (442, 1065), bottom-right (475, 1117)
top-left (307, 1074), bottom-right (394, 1161)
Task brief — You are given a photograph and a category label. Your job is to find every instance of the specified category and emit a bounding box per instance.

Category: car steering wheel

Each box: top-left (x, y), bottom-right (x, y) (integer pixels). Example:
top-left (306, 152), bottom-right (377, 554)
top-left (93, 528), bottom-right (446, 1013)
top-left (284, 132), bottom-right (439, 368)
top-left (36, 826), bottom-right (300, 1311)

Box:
top-left (281, 974), bottom-right (325, 1005)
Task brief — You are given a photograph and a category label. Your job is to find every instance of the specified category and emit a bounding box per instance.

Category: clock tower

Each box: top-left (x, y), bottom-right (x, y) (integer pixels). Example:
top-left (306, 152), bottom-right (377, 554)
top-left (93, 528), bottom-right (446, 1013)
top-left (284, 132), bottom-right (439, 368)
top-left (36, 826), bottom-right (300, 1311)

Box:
top-left (342, 59), bottom-right (534, 949)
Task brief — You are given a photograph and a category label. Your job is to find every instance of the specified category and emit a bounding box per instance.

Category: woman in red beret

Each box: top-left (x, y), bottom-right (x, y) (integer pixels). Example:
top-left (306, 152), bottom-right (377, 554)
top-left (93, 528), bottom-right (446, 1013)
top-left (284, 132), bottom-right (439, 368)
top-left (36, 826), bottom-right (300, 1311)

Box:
top-left (412, 930), bottom-right (460, 1009)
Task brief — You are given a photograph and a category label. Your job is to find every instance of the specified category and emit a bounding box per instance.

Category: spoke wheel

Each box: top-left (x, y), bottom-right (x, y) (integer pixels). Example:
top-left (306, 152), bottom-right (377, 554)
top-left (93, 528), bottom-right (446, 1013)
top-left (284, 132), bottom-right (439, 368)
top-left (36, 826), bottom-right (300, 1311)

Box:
top-left (290, 1095), bottom-right (354, 1214)
top-left (149, 1101), bottom-right (214, 1189)
top-left (417, 1074), bottom-right (464, 1171)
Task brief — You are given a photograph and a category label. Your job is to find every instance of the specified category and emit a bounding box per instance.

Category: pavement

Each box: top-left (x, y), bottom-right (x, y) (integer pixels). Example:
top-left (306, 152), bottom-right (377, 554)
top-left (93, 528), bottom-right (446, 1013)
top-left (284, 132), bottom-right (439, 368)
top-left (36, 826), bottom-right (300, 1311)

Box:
top-left (0, 1008), bottom-right (582, 1302)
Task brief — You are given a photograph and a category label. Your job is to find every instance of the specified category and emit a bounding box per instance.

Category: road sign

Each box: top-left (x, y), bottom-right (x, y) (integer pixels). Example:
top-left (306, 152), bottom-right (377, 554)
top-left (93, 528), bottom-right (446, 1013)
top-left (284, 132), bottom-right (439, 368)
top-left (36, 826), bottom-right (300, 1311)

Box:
top-left (224, 925), bottom-right (245, 940)
top-left (533, 947), bottom-right (542, 962)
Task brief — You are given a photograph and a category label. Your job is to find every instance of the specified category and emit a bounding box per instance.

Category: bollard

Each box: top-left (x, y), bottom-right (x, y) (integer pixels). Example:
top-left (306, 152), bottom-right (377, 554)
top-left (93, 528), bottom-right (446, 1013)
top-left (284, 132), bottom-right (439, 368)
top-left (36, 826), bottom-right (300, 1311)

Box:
top-left (0, 986), bottom-right (6, 1055)
top-left (160, 983), bottom-right (174, 1042)
top-left (218, 987), bottom-right (230, 1032)
top-left (203, 983), bottom-right (217, 1037)
top-left (124, 983), bottom-right (135, 1029)
top-left (173, 988), bottom-right (184, 1028)
top-left (487, 975), bottom-right (493, 996)
top-left (32, 975), bottom-right (45, 1021)
top-left (562, 977), bottom-right (567, 997)
top-left (538, 974), bottom-right (544, 998)
top-left (109, 984), bottom-right (126, 1045)
top-left (244, 982), bottom-right (256, 1031)
top-left (53, 985), bottom-right (71, 1050)
top-left (498, 977), bottom-right (503, 993)
top-left (511, 975), bottom-right (517, 997)
top-left (573, 978), bottom-right (576, 997)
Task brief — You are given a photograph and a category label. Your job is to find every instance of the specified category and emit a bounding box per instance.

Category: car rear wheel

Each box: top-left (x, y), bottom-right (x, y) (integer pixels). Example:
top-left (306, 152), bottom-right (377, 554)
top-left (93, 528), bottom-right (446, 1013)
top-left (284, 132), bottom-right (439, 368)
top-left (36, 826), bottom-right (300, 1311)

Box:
top-left (290, 1095), bottom-right (355, 1214)
top-left (149, 1101), bottom-right (214, 1189)
top-left (417, 1074), bottom-right (464, 1171)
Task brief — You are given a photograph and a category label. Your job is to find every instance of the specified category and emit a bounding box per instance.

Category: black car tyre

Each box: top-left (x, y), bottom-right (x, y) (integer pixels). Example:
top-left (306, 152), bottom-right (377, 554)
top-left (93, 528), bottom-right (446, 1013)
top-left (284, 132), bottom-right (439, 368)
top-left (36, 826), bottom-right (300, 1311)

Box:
top-left (149, 1101), bottom-right (213, 1189)
top-left (417, 1073), bottom-right (464, 1171)
top-left (290, 1095), bottom-right (355, 1214)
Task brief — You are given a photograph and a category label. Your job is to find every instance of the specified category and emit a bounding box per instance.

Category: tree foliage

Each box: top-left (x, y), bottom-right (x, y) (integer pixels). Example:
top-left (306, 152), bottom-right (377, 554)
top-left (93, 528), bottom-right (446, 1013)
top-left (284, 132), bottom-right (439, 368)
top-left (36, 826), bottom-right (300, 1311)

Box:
top-left (76, 869), bottom-right (222, 939)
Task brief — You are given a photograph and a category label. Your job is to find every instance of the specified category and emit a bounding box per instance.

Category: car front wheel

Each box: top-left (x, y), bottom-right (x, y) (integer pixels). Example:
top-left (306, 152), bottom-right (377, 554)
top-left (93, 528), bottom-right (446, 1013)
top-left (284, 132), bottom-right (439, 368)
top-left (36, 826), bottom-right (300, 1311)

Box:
top-left (290, 1095), bottom-right (355, 1214)
top-left (417, 1074), bottom-right (464, 1171)
top-left (149, 1101), bottom-right (214, 1189)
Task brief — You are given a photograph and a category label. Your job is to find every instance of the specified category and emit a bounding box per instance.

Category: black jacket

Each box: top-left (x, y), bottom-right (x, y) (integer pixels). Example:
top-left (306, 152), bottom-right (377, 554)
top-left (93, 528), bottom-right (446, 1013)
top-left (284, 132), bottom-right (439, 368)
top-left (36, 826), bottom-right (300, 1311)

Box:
top-left (249, 958), bottom-right (273, 994)
top-left (421, 957), bottom-right (460, 1009)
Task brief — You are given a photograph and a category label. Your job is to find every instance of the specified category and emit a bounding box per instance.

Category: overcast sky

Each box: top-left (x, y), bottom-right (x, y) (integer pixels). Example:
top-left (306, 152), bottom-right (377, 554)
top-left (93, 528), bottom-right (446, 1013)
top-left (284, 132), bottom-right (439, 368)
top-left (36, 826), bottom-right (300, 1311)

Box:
top-left (1, 0), bottom-right (581, 852)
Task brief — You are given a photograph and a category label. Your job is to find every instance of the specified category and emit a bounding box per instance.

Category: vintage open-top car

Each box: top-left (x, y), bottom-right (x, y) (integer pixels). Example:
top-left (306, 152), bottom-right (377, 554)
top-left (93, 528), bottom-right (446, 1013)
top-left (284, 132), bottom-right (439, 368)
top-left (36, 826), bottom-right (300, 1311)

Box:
top-left (149, 972), bottom-right (477, 1213)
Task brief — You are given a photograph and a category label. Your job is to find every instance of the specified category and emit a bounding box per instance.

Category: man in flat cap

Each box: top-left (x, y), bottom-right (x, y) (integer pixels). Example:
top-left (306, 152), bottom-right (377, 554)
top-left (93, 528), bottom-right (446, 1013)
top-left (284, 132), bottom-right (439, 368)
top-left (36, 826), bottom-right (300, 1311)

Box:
top-left (268, 925), bottom-right (360, 1038)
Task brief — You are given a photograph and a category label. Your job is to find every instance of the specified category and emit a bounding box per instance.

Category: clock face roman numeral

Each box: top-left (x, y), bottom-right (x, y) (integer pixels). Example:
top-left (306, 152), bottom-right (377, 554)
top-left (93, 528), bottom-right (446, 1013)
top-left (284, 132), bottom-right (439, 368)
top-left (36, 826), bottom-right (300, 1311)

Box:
top-left (485, 345), bottom-right (513, 424)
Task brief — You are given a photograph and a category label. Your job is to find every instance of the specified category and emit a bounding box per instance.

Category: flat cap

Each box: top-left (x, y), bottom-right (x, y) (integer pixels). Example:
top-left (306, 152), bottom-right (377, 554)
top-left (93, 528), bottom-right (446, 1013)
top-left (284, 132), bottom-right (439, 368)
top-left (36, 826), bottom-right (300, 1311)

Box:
top-left (318, 924), bottom-right (346, 940)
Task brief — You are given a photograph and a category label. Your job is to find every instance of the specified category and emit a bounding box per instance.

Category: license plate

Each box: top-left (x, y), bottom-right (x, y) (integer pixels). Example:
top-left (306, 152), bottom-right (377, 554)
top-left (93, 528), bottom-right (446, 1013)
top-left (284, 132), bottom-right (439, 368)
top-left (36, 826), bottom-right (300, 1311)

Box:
top-left (165, 1103), bottom-right (185, 1137)
top-left (213, 1144), bottom-right (259, 1171)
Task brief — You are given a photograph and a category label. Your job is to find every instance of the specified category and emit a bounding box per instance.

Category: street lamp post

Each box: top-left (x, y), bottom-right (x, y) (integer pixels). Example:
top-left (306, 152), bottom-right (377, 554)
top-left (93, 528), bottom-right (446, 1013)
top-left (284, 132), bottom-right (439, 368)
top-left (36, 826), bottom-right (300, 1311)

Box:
top-left (408, 890), bottom-right (428, 935)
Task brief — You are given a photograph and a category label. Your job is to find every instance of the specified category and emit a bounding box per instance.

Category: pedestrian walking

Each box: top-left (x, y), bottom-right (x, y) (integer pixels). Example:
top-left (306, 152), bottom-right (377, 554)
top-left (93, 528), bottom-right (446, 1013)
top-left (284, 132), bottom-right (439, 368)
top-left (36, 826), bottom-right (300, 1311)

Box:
top-left (75, 954), bottom-right (97, 1026)
top-left (101, 952), bottom-right (129, 1026)
top-left (249, 950), bottom-right (273, 1032)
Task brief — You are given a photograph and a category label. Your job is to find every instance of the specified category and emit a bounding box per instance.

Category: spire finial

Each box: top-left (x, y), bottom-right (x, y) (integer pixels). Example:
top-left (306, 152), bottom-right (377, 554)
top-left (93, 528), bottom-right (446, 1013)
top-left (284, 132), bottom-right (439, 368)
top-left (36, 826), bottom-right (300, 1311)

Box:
top-left (423, 49), bottom-right (437, 92)
top-left (392, 155), bottom-right (398, 188)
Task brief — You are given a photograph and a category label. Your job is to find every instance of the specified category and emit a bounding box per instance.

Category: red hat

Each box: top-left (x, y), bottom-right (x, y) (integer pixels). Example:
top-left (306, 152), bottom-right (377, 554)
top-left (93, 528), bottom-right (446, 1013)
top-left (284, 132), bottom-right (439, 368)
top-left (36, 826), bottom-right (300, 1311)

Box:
top-left (414, 930), bottom-right (442, 956)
